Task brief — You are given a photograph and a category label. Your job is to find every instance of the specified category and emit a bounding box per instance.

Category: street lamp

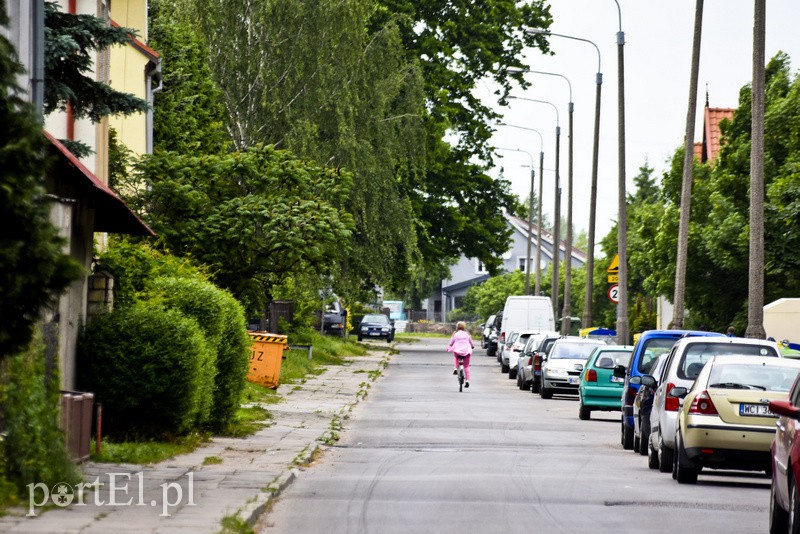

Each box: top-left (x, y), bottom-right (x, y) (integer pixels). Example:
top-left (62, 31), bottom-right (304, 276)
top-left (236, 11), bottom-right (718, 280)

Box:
top-left (525, 28), bottom-right (603, 333)
top-left (496, 126), bottom-right (545, 295)
top-left (509, 96), bottom-right (561, 318)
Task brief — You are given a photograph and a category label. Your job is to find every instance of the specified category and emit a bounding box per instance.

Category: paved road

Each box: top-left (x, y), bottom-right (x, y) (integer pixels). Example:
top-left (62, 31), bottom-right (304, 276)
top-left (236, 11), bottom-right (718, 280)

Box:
top-left (258, 338), bottom-right (769, 534)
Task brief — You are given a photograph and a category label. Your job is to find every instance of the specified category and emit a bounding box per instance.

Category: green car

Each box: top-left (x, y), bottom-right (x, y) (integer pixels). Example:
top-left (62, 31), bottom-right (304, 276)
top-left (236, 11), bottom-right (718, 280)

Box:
top-left (578, 345), bottom-right (634, 420)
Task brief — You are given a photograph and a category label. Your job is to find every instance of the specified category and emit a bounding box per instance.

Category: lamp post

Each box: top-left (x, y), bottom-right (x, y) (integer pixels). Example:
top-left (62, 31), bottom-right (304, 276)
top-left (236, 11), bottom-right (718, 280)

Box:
top-left (509, 96), bottom-right (561, 318)
top-left (524, 29), bottom-right (603, 332)
top-left (497, 126), bottom-right (545, 295)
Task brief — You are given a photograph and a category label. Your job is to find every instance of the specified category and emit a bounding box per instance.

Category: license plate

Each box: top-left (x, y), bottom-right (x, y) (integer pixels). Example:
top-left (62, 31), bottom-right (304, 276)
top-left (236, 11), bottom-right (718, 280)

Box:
top-left (568, 377), bottom-right (579, 385)
top-left (368, 332), bottom-right (381, 336)
top-left (610, 376), bottom-right (624, 383)
top-left (740, 403), bottom-right (773, 417)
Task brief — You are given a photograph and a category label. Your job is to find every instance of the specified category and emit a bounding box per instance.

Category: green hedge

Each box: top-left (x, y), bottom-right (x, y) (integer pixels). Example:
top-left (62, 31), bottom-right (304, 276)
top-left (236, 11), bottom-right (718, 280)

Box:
top-left (78, 304), bottom-right (215, 439)
top-left (146, 277), bottom-right (250, 432)
top-left (0, 332), bottom-right (79, 504)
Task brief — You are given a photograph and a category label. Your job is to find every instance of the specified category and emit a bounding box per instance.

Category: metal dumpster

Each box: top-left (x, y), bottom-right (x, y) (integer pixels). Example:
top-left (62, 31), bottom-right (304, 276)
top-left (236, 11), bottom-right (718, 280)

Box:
top-left (247, 332), bottom-right (288, 388)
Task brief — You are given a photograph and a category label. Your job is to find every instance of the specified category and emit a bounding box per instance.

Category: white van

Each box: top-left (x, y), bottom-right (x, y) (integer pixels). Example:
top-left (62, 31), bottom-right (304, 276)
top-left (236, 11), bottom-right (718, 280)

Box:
top-left (499, 296), bottom-right (556, 346)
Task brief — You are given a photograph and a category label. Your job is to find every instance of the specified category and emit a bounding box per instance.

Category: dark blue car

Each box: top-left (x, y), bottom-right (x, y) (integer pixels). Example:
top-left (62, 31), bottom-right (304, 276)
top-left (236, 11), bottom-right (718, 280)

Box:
top-left (620, 329), bottom-right (724, 450)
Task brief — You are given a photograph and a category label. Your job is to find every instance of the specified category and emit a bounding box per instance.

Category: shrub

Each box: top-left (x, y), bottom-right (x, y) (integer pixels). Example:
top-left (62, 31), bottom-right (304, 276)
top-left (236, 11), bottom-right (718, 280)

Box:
top-left (95, 238), bottom-right (208, 308)
top-left (146, 276), bottom-right (249, 432)
top-left (0, 331), bottom-right (79, 504)
top-left (78, 304), bottom-right (215, 439)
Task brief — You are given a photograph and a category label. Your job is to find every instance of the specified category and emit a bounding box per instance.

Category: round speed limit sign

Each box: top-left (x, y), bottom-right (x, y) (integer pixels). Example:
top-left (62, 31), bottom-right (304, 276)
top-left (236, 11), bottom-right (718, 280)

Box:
top-left (608, 284), bottom-right (620, 304)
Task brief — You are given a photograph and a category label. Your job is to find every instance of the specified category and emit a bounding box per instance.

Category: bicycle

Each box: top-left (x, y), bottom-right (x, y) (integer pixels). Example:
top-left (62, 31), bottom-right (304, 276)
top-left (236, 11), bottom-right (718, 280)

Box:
top-left (455, 354), bottom-right (467, 392)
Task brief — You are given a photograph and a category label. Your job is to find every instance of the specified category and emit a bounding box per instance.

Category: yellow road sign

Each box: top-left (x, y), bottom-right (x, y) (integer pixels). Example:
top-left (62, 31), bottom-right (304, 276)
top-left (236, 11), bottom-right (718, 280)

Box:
top-left (608, 275), bottom-right (618, 283)
top-left (607, 254), bottom-right (619, 273)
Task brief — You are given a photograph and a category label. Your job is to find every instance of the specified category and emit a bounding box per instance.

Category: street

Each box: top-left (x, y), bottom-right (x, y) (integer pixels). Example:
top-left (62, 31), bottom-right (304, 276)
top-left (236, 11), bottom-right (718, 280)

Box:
top-left (259, 338), bottom-right (769, 533)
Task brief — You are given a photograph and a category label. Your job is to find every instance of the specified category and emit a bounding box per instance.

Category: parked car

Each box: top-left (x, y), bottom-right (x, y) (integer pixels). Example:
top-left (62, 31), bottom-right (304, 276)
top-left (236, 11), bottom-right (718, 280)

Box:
top-left (620, 330), bottom-right (725, 451)
top-left (768, 373), bottom-right (800, 532)
top-left (357, 314), bottom-right (395, 342)
top-left (647, 336), bottom-right (781, 473)
top-left (578, 345), bottom-right (633, 420)
top-left (506, 330), bottom-right (540, 379)
top-left (525, 334), bottom-right (561, 393)
top-left (481, 314), bottom-right (497, 349)
top-left (498, 331), bottom-right (519, 370)
top-left (517, 332), bottom-right (558, 391)
top-left (630, 353), bottom-right (669, 457)
top-left (540, 337), bottom-right (606, 399)
top-left (486, 311), bottom-right (503, 357)
top-left (322, 301), bottom-right (347, 337)
top-left (671, 356), bottom-right (800, 484)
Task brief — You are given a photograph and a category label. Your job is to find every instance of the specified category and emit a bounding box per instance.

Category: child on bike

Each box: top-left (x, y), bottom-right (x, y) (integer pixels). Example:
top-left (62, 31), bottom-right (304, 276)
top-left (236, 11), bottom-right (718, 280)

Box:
top-left (447, 321), bottom-right (474, 388)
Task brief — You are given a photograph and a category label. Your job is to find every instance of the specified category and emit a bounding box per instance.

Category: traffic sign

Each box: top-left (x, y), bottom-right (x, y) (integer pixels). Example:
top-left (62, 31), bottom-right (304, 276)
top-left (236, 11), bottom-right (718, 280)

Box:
top-left (608, 274), bottom-right (618, 283)
top-left (608, 284), bottom-right (619, 304)
top-left (607, 254), bottom-right (619, 273)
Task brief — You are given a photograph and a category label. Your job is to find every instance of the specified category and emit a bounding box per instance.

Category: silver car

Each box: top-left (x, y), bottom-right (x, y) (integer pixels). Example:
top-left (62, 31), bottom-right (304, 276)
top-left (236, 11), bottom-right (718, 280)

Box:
top-left (647, 336), bottom-right (781, 473)
top-left (540, 337), bottom-right (606, 399)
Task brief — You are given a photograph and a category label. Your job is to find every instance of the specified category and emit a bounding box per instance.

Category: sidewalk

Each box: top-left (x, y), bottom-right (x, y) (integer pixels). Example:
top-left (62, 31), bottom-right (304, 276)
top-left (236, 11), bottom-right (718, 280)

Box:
top-left (0, 350), bottom-right (390, 533)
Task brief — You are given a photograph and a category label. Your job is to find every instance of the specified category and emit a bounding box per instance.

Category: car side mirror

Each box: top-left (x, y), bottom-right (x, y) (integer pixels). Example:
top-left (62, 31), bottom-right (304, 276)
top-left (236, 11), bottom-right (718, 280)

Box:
top-left (480, 323), bottom-right (485, 328)
top-left (668, 387), bottom-right (688, 398)
top-left (640, 375), bottom-right (657, 388)
top-left (769, 400), bottom-right (800, 420)
top-left (612, 365), bottom-right (626, 379)
top-left (629, 376), bottom-right (642, 385)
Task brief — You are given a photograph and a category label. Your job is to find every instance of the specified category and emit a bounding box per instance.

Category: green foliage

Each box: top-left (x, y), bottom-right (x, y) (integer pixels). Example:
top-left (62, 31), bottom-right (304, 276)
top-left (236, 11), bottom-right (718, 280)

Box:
top-left (78, 304), bottom-right (216, 439)
top-left (0, 4), bottom-right (81, 358)
top-left (0, 333), bottom-right (79, 503)
top-left (145, 276), bottom-right (250, 432)
top-left (95, 238), bottom-right (208, 308)
top-left (128, 145), bottom-right (355, 314)
top-left (148, 0), bottom-right (230, 154)
top-left (44, 1), bottom-right (149, 122)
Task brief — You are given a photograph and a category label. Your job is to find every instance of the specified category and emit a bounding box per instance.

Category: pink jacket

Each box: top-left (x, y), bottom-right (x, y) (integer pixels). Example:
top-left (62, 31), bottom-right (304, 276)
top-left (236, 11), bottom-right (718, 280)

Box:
top-left (447, 330), bottom-right (474, 356)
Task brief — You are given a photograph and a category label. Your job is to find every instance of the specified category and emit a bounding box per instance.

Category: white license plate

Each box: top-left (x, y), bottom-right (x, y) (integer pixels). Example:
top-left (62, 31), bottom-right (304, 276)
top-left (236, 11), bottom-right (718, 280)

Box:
top-left (610, 376), bottom-right (624, 383)
top-left (740, 403), bottom-right (773, 417)
top-left (368, 332), bottom-right (382, 336)
top-left (568, 377), bottom-right (579, 385)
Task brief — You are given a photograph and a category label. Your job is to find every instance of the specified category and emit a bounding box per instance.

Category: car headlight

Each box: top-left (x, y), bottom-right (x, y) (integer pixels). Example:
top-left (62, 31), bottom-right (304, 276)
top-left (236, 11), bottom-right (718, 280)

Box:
top-left (547, 367), bottom-right (567, 377)
top-left (361, 327), bottom-right (368, 332)
top-left (382, 327), bottom-right (390, 332)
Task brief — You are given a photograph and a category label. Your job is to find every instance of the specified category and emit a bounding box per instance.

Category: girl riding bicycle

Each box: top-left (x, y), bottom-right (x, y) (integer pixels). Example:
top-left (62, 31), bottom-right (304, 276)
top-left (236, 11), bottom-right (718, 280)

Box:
top-left (447, 321), bottom-right (474, 388)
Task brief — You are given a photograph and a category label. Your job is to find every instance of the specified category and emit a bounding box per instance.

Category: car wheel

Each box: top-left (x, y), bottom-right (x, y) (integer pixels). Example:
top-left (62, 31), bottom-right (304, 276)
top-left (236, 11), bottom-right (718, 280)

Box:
top-left (501, 363), bottom-right (509, 374)
top-left (674, 432), bottom-right (698, 484)
top-left (539, 384), bottom-right (553, 399)
top-left (639, 418), bottom-right (651, 456)
top-left (659, 436), bottom-right (674, 474)
top-left (517, 373), bottom-right (526, 390)
top-left (790, 474), bottom-right (800, 534)
top-left (770, 472), bottom-right (790, 534)
top-left (487, 346), bottom-right (496, 357)
top-left (622, 421), bottom-right (634, 451)
top-left (508, 367), bottom-right (517, 380)
top-left (633, 433), bottom-right (640, 453)
top-left (531, 379), bottom-right (540, 394)
top-left (578, 402), bottom-right (591, 420)
top-left (357, 336), bottom-right (363, 342)
top-left (648, 437), bottom-right (660, 470)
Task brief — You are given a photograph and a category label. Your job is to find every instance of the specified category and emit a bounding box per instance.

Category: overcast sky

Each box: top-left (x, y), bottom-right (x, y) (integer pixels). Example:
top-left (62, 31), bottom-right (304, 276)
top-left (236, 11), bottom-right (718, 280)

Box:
top-left (485, 0), bottom-right (800, 249)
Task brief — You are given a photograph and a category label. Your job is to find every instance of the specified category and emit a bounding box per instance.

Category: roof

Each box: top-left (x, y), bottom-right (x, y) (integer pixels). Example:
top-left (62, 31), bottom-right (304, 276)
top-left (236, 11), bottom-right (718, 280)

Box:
top-left (506, 213), bottom-right (587, 262)
top-left (45, 131), bottom-right (154, 236)
top-left (699, 106), bottom-right (735, 163)
top-left (110, 20), bottom-right (160, 62)
top-left (442, 274), bottom-right (490, 293)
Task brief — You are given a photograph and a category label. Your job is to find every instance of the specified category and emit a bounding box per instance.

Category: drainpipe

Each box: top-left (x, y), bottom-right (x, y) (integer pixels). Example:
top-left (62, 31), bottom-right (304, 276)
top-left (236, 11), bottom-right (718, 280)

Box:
top-left (145, 58), bottom-right (163, 154)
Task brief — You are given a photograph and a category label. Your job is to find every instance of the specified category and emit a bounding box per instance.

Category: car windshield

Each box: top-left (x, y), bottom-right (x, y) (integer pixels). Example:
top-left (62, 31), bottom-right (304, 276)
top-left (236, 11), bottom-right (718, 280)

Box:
top-left (678, 343), bottom-right (780, 380)
top-left (550, 342), bottom-right (604, 360)
top-left (362, 314), bottom-right (388, 324)
top-left (708, 363), bottom-right (800, 392)
top-left (594, 350), bottom-right (632, 369)
top-left (637, 338), bottom-right (678, 374)
top-left (542, 338), bottom-right (557, 355)
top-left (516, 334), bottom-right (531, 346)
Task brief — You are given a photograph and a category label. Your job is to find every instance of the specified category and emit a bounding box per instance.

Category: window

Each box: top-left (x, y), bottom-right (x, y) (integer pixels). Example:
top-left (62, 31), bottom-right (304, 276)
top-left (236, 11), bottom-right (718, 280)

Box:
top-left (476, 260), bottom-right (488, 274)
top-left (518, 257), bottom-right (527, 272)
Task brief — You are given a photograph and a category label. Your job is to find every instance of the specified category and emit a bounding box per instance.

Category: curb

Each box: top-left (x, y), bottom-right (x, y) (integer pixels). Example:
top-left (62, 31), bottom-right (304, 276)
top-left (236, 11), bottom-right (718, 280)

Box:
top-left (238, 352), bottom-right (388, 528)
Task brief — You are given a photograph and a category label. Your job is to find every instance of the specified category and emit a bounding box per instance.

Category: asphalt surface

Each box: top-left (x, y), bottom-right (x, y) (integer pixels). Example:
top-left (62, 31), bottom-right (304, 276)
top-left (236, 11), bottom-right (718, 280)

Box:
top-left (258, 338), bottom-right (769, 534)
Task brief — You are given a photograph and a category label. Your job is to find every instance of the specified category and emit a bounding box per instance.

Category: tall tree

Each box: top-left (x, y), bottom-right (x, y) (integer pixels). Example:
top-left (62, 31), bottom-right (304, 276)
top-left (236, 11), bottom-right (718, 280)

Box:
top-left (0, 1), bottom-right (80, 358)
top-left (44, 1), bottom-right (148, 156)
